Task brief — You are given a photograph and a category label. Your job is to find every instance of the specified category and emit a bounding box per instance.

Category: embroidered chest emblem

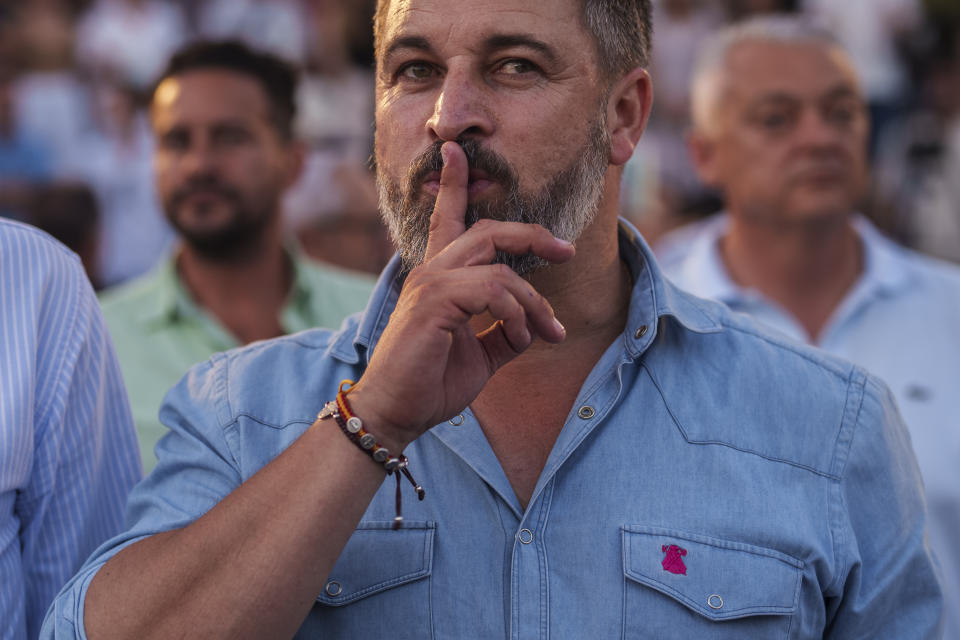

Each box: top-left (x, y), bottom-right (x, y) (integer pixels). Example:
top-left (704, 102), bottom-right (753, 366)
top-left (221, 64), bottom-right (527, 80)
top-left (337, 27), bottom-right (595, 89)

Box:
top-left (661, 544), bottom-right (687, 575)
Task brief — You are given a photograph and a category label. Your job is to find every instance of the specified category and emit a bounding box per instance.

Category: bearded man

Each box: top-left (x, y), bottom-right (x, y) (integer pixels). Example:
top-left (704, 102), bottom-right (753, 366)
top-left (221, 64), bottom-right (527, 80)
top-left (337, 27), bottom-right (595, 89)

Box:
top-left (99, 41), bottom-right (375, 472)
top-left (44, 1), bottom-right (941, 638)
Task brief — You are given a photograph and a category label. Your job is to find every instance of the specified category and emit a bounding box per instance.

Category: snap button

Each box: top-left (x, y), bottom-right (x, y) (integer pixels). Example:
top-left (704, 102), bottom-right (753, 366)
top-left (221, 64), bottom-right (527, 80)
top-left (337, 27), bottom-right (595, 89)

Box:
top-left (577, 405), bottom-right (595, 420)
top-left (517, 529), bottom-right (534, 544)
top-left (449, 414), bottom-right (465, 426)
top-left (634, 325), bottom-right (648, 339)
top-left (325, 581), bottom-right (343, 597)
top-left (707, 594), bottom-right (723, 610)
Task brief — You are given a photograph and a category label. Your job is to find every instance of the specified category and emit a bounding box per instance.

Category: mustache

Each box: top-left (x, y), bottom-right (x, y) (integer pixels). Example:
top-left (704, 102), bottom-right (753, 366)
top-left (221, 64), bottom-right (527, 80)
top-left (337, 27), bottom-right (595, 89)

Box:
top-left (169, 176), bottom-right (243, 210)
top-left (408, 139), bottom-right (518, 191)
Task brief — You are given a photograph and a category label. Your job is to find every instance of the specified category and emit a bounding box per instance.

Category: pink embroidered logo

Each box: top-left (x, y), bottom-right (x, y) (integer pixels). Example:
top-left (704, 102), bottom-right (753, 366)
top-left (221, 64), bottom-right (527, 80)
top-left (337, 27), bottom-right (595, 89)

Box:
top-left (661, 544), bottom-right (687, 575)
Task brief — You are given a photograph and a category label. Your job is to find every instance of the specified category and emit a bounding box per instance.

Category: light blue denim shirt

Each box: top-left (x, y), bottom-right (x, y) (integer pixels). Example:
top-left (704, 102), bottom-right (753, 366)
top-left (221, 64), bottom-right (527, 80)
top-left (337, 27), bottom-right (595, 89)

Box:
top-left (658, 213), bottom-right (960, 638)
top-left (44, 221), bottom-right (942, 639)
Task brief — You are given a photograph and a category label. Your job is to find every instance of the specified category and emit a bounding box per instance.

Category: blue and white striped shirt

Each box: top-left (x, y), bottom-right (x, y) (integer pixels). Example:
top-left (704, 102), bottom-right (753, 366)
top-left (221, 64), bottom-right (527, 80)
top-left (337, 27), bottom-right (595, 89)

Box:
top-left (0, 220), bottom-right (141, 639)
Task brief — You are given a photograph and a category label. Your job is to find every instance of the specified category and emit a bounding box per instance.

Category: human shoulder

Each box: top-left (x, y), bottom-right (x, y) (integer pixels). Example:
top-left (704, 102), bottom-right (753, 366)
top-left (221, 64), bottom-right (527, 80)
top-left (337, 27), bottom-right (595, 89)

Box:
top-left (897, 245), bottom-right (960, 293)
top-left (0, 218), bottom-right (83, 278)
top-left (173, 323), bottom-right (362, 432)
top-left (647, 287), bottom-right (870, 478)
top-left (296, 255), bottom-right (378, 296)
top-left (98, 258), bottom-right (173, 314)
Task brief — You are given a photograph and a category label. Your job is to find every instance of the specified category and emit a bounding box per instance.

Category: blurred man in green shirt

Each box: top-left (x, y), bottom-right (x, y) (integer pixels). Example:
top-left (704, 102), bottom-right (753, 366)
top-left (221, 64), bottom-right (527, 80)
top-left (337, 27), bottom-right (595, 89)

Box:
top-left (101, 41), bottom-right (375, 471)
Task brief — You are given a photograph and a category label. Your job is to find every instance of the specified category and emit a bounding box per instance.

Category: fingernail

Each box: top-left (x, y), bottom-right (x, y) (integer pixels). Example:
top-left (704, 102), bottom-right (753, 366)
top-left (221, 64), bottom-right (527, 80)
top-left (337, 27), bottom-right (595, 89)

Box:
top-left (553, 318), bottom-right (565, 336)
top-left (441, 144), bottom-right (450, 167)
top-left (555, 238), bottom-right (574, 249)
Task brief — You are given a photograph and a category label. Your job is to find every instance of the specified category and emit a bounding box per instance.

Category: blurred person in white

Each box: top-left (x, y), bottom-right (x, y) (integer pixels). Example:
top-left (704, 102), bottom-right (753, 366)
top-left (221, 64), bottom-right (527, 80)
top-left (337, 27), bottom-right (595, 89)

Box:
top-left (57, 78), bottom-right (174, 287)
top-left (0, 66), bottom-right (53, 220)
top-left (657, 16), bottom-right (960, 634)
top-left (284, 0), bottom-right (393, 273)
top-left (198, 0), bottom-right (309, 65)
top-left (874, 44), bottom-right (960, 262)
top-left (75, 0), bottom-right (188, 91)
top-left (908, 45), bottom-right (960, 264)
top-left (618, 0), bottom-right (723, 246)
top-left (10, 0), bottom-right (93, 167)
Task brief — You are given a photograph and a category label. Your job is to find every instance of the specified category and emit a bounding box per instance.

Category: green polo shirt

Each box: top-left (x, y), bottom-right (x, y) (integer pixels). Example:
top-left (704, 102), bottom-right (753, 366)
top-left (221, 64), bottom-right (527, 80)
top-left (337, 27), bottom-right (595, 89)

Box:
top-left (99, 251), bottom-right (376, 471)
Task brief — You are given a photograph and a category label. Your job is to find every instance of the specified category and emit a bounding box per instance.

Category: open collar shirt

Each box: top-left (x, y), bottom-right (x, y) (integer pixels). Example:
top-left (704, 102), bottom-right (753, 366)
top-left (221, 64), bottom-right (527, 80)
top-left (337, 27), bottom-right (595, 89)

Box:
top-left (658, 213), bottom-right (960, 637)
top-left (45, 221), bottom-right (941, 639)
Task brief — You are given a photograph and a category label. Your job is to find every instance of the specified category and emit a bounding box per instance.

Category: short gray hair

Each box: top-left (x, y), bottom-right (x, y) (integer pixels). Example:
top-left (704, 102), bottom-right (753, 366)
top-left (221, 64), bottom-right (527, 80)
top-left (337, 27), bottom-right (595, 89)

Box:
top-left (689, 15), bottom-right (845, 133)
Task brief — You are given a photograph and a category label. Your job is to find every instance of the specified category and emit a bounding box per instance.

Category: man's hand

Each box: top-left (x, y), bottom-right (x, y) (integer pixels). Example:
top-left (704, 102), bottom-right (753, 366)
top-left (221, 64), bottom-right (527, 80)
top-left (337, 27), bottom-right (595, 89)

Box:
top-left (348, 141), bottom-right (575, 449)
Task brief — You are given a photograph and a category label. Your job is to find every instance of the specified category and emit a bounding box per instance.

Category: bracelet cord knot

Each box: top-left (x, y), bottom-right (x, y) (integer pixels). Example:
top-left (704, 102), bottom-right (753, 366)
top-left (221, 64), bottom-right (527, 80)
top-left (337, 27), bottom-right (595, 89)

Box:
top-left (319, 380), bottom-right (425, 529)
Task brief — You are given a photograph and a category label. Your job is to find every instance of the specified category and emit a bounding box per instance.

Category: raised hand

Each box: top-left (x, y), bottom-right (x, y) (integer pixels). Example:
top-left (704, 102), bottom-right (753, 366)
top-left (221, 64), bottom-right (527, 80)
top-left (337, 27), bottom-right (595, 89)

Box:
top-left (346, 141), bottom-right (575, 450)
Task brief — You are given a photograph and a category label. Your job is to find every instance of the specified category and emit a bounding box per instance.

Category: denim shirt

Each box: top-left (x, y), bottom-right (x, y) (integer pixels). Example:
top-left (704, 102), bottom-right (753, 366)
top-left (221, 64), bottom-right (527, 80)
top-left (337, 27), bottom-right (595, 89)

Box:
top-left (43, 221), bottom-right (942, 639)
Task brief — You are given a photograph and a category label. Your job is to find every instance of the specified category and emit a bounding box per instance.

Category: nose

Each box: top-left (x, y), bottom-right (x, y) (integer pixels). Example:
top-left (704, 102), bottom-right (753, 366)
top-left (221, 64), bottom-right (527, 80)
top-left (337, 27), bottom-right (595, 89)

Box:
top-left (180, 134), bottom-right (219, 177)
top-left (795, 108), bottom-right (843, 150)
top-left (426, 67), bottom-right (494, 142)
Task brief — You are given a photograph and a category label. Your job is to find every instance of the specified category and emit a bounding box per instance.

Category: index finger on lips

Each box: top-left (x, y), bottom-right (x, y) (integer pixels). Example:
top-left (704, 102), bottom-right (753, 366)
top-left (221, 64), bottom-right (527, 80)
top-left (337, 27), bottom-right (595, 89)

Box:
top-left (431, 220), bottom-right (576, 270)
top-left (423, 142), bottom-right (468, 262)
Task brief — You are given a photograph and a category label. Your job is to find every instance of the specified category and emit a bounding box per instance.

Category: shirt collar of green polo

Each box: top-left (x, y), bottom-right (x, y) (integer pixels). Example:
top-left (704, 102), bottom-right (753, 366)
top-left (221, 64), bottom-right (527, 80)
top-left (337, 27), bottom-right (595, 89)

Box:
top-left (138, 245), bottom-right (320, 349)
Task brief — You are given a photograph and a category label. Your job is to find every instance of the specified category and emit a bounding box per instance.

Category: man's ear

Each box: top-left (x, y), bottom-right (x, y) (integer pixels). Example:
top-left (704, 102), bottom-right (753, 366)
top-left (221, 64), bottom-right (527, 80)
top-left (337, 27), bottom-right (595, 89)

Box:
top-left (686, 129), bottom-right (721, 188)
top-left (283, 140), bottom-right (307, 188)
top-left (606, 66), bottom-right (653, 167)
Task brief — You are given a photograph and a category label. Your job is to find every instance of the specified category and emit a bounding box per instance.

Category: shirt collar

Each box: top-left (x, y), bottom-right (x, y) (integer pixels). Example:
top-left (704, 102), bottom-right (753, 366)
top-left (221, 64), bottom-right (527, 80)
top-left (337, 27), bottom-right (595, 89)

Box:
top-left (138, 244), bottom-right (321, 328)
top-left (136, 253), bottom-right (187, 326)
top-left (851, 215), bottom-right (914, 297)
top-left (328, 218), bottom-right (723, 365)
top-left (666, 212), bottom-right (915, 305)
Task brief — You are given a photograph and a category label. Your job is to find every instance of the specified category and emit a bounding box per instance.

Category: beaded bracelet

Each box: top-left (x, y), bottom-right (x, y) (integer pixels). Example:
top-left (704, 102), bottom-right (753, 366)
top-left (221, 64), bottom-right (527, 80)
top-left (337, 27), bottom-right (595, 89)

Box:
top-left (318, 380), bottom-right (424, 529)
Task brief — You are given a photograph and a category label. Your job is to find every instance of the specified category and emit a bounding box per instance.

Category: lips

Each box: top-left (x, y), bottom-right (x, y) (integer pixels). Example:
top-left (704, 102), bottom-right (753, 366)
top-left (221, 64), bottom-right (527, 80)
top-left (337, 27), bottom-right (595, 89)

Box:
top-left (420, 168), bottom-right (495, 196)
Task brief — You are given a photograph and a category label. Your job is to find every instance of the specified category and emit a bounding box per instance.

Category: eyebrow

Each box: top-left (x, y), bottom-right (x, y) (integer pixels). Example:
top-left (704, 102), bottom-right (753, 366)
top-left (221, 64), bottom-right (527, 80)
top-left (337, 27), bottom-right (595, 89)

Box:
top-left (382, 33), bottom-right (559, 67)
top-left (752, 84), bottom-right (862, 107)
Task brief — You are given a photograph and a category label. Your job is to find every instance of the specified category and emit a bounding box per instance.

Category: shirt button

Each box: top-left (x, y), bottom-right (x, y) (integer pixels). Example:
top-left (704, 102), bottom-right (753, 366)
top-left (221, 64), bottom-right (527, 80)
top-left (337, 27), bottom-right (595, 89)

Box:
top-left (577, 405), bottom-right (595, 420)
top-left (634, 325), bottom-right (648, 339)
top-left (325, 581), bottom-right (343, 597)
top-left (517, 528), bottom-right (534, 544)
top-left (707, 594), bottom-right (723, 609)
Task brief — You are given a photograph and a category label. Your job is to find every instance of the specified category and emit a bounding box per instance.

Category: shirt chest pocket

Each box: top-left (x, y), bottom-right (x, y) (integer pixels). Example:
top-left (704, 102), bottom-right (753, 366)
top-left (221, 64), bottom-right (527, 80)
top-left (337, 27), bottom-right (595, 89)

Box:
top-left (297, 521), bottom-right (436, 640)
top-left (621, 526), bottom-right (803, 640)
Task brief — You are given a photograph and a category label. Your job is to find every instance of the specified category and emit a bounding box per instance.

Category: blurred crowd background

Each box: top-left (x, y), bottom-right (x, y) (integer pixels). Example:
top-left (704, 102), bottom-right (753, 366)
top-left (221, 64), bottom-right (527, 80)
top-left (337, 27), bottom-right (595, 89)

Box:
top-left (1, 0), bottom-right (959, 291)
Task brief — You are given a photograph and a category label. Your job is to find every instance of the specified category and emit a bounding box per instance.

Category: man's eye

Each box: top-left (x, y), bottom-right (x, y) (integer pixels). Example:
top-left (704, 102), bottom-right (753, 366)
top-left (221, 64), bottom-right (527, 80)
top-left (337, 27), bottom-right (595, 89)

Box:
top-left (755, 111), bottom-right (793, 131)
top-left (160, 132), bottom-right (189, 151)
top-left (399, 63), bottom-right (436, 81)
top-left (215, 129), bottom-right (250, 145)
top-left (498, 59), bottom-right (537, 75)
top-left (826, 104), bottom-right (859, 127)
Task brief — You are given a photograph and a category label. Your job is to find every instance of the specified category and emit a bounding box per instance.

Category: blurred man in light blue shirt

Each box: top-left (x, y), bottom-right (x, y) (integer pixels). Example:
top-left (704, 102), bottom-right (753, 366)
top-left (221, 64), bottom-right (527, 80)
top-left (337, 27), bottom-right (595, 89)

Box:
top-left (0, 219), bottom-right (141, 640)
top-left (658, 16), bottom-right (960, 635)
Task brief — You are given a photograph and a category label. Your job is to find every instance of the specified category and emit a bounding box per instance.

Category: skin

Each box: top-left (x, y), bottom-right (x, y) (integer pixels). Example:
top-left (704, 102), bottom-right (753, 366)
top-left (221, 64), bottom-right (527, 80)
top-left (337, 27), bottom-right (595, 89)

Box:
top-left (83, 0), bottom-right (651, 637)
top-left (688, 40), bottom-right (869, 341)
top-left (151, 69), bottom-right (304, 343)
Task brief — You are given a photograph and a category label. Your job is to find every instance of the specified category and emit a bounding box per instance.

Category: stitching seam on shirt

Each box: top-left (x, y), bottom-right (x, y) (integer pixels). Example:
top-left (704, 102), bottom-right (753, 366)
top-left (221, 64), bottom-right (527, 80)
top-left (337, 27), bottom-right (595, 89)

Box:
top-left (641, 364), bottom-right (840, 479)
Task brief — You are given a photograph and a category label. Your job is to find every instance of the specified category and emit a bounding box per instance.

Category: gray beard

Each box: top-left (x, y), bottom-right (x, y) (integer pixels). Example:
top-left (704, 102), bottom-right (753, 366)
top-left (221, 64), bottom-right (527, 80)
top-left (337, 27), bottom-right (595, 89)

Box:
top-left (376, 119), bottom-right (610, 275)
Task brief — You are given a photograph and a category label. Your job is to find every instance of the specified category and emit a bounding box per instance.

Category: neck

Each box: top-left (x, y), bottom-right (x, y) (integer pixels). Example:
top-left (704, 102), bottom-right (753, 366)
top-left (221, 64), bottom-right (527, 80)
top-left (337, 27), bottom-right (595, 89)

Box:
top-left (177, 222), bottom-right (293, 344)
top-left (721, 212), bottom-right (862, 342)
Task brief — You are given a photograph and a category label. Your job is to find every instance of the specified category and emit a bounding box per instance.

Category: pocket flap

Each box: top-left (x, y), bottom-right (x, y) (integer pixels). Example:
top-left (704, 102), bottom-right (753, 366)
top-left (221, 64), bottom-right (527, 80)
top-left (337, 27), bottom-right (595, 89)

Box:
top-left (317, 521), bottom-right (435, 606)
top-left (622, 526), bottom-right (802, 621)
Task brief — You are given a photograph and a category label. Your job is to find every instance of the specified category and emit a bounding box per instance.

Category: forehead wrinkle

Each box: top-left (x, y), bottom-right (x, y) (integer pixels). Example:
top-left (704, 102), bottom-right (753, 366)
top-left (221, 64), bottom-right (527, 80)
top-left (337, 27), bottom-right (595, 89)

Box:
top-left (381, 0), bottom-right (582, 56)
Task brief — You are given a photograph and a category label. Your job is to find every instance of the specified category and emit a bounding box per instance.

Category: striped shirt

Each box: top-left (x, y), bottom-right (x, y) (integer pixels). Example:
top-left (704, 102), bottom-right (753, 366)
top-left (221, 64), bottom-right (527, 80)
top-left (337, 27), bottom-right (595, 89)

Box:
top-left (0, 219), bottom-right (141, 639)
